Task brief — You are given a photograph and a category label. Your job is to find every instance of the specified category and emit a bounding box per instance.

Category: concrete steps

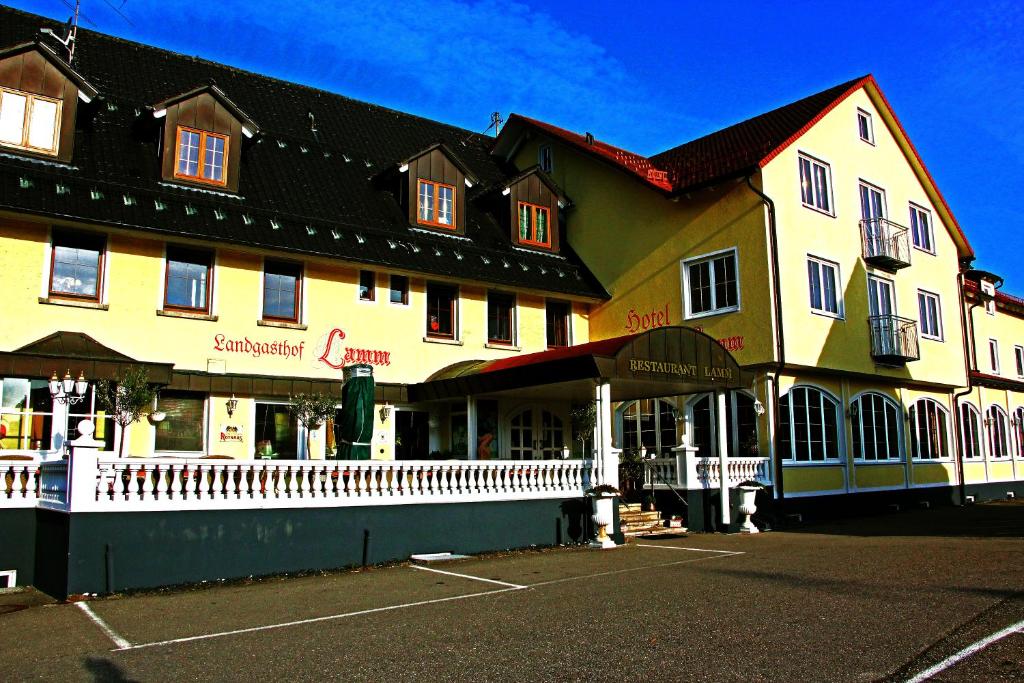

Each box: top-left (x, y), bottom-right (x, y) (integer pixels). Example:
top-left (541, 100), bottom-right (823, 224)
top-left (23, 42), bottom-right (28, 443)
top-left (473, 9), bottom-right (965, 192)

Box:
top-left (619, 503), bottom-right (687, 538)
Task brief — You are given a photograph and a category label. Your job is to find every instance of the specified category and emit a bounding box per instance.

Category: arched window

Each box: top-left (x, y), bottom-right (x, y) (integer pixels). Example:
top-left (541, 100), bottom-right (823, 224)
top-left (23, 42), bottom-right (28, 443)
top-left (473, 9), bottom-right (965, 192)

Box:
top-left (959, 403), bottom-right (983, 460)
top-left (850, 392), bottom-right (901, 461)
top-left (620, 398), bottom-right (677, 457)
top-left (1013, 407), bottom-right (1024, 457)
top-left (778, 386), bottom-right (841, 462)
top-left (985, 405), bottom-right (1010, 459)
top-left (686, 392), bottom-right (760, 458)
top-left (909, 398), bottom-right (949, 460)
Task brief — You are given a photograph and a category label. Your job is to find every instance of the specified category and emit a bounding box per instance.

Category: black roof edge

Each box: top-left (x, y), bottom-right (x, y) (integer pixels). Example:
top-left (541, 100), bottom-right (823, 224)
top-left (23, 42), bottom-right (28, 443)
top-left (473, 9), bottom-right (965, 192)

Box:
top-left (399, 142), bottom-right (480, 185)
top-left (0, 39), bottom-right (99, 100)
top-left (151, 83), bottom-right (260, 135)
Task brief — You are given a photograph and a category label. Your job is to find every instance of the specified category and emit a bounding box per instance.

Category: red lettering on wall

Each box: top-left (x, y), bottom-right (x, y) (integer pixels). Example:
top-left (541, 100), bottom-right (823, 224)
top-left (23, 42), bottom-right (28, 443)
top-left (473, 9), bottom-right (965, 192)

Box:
top-left (625, 303), bottom-right (672, 333)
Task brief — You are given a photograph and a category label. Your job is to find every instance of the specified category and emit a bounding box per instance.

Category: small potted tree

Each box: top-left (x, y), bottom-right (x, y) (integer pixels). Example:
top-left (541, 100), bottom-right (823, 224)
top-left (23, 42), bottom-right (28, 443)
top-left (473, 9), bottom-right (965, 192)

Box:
top-left (289, 393), bottom-right (337, 460)
top-left (95, 366), bottom-right (157, 458)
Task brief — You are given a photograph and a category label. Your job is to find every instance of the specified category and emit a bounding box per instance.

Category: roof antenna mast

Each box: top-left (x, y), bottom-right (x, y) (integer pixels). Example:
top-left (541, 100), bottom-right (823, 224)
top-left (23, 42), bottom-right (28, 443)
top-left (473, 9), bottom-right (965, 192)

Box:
top-left (486, 111), bottom-right (503, 137)
top-left (40, 0), bottom-right (80, 62)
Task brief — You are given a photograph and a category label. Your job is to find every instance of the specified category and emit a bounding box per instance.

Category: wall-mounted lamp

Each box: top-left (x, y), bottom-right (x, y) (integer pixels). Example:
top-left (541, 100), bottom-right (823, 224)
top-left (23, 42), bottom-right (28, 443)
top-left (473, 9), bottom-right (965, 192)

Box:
top-left (753, 399), bottom-right (766, 416)
top-left (379, 402), bottom-right (392, 423)
top-left (225, 394), bottom-right (239, 418)
top-left (49, 370), bottom-right (88, 406)
top-left (846, 403), bottom-right (859, 420)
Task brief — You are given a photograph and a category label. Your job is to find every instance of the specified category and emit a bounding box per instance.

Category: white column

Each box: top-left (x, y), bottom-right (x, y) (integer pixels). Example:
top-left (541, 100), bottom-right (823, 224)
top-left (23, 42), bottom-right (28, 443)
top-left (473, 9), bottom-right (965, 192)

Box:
top-left (466, 396), bottom-right (478, 460)
top-left (717, 389), bottom-right (730, 527)
top-left (68, 419), bottom-right (104, 512)
top-left (593, 381), bottom-right (617, 488)
top-left (50, 399), bottom-right (70, 455)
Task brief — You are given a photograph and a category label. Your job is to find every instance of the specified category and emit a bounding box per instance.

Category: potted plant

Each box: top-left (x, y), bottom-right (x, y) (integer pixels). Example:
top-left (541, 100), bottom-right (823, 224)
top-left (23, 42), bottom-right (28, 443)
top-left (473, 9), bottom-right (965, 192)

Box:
top-left (289, 393), bottom-right (337, 460)
top-left (735, 479), bottom-right (763, 534)
top-left (585, 484), bottom-right (620, 549)
top-left (95, 366), bottom-right (157, 458)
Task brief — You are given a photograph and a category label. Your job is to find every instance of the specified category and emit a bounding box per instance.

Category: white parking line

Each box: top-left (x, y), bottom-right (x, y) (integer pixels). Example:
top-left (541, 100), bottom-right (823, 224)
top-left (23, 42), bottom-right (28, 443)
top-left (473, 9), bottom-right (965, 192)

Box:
top-left (76, 601), bottom-right (131, 650)
top-left (410, 564), bottom-right (528, 589)
top-left (121, 586), bottom-right (522, 651)
top-left (904, 618), bottom-right (1024, 683)
top-left (637, 543), bottom-right (745, 555)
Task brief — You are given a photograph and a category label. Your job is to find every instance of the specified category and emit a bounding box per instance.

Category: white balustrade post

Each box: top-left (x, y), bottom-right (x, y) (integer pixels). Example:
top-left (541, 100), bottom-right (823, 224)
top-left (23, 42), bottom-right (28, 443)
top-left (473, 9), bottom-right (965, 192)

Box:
top-left (716, 390), bottom-right (730, 527)
top-left (67, 419), bottom-right (104, 512)
top-left (593, 381), bottom-right (618, 489)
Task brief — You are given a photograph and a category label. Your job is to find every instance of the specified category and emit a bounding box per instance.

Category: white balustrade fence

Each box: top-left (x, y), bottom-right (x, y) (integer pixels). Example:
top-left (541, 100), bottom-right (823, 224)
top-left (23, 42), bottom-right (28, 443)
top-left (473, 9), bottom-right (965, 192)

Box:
top-left (1, 458), bottom-right (42, 509)
top-left (39, 450), bottom-right (594, 513)
top-left (643, 451), bottom-right (771, 491)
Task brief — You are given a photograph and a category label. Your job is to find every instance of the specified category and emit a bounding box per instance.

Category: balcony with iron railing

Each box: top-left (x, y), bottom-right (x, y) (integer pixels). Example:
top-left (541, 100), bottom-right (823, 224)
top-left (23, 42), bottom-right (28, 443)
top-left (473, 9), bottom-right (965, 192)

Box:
top-left (868, 315), bottom-right (920, 364)
top-left (860, 218), bottom-right (911, 271)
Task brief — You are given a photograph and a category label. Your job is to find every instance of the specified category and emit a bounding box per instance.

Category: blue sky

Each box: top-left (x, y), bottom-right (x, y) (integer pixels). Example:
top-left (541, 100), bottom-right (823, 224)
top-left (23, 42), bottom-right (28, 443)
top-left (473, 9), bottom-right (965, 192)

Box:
top-left (9, 0), bottom-right (1024, 289)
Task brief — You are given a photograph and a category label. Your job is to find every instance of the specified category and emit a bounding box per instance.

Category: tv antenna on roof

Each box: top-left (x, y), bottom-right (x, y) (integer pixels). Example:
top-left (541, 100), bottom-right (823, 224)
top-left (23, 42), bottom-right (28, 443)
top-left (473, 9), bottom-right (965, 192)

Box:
top-left (484, 112), bottom-right (503, 137)
top-left (40, 0), bottom-right (81, 62)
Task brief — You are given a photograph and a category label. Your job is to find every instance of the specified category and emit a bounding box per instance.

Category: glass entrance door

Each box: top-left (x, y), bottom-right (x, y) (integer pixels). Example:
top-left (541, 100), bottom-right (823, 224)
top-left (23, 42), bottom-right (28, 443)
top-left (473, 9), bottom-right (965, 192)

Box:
top-left (509, 407), bottom-right (566, 460)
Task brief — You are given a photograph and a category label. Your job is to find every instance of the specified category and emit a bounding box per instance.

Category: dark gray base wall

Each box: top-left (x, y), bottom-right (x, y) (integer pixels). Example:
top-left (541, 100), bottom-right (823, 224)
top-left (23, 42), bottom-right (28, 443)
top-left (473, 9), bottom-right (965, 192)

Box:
top-left (35, 497), bottom-right (595, 600)
top-left (0, 508), bottom-right (37, 586)
top-left (965, 480), bottom-right (1024, 502)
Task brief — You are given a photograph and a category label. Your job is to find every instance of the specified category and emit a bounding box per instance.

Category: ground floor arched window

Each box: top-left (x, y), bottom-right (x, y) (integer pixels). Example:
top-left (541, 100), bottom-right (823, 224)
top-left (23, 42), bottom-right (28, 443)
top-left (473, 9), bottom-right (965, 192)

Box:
top-left (985, 405), bottom-right (1010, 458)
top-left (909, 398), bottom-right (949, 460)
top-left (1014, 407), bottom-right (1024, 456)
top-left (620, 398), bottom-right (678, 457)
top-left (960, 402), bottom-right (983, 460)
top-left (850, 392), bottom-right (901, 461)
top-left (778, 386), bottom-right (841, 462)
top-left (685, 392), bottom-right (759, 458)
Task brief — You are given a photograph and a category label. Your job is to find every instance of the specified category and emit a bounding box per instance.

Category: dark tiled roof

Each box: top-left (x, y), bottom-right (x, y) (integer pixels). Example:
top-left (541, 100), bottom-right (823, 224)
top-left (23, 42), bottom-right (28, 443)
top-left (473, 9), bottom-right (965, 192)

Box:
top-left (650, 76), bottom-right (868, 191)
top-left (0, 7), bottom-right (608, 300)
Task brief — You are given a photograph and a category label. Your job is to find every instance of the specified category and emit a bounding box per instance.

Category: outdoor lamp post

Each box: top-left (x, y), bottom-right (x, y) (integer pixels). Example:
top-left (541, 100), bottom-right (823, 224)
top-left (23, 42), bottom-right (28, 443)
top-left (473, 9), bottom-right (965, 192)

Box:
top-left (49, 370), bottom-right (88, 406)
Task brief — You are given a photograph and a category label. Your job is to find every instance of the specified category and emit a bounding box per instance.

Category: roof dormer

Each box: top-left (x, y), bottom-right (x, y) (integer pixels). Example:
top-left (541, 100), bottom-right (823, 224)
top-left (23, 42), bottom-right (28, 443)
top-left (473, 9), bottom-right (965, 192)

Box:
top-left (397, 143), bottom-right (478, 235)
top-left (152, 84), bottom-right (258, 193)
top-left (502, 167), bottom-right (567, 253)
top-left (0, 41), bottom-right (97, 163)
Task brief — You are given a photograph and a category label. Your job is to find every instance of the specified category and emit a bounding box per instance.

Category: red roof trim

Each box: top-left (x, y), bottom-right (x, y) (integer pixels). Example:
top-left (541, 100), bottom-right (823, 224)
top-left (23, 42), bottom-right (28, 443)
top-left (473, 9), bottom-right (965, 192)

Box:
top-left (969, 370), bottom-right (1024, 392)
top-left (502, 115), bottom-right (673, 193)
top-left (481, 333), bottom-right (640, 374)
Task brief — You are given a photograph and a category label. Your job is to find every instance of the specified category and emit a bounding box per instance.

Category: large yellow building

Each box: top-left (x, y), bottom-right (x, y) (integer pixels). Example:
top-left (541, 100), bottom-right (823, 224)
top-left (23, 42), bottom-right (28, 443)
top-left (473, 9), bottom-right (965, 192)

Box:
top-left (1, 6), bottom-right (1021, 547)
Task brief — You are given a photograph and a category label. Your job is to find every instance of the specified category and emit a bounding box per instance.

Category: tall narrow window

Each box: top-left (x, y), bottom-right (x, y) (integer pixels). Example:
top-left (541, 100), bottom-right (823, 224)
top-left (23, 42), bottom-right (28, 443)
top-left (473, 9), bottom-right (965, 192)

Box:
top-left (807, 256), bottom-right (840, 316)
top-left (798, 153), bottom-right (832, 214)
top-left (417, 180), bottom-right (455, 228)
top-left (358, 270), bottom-right (375, 302)
top-left (989, 339), bottom-right (1000, 374)
top-left (917, 290), bottom-right (942, 340)
top-left (254, 402), bottom-right (298, 459)
top-left (0, 87), bottom-right (61, 155)
top-left (684, 249), bottom-right (738, 318)
top-left (426, 283), bottom-right (457, 339)
top-left (850, 393), bottom-right (901, 461)
top-left (621, 398), bottom-right (678, 457)
top-left (487, 291), bottom-right (516, 345)
top-left (49, 230), bottom-right (105, 301)
top-left (909, 398), bottom-right (949, 460)
top-left (546, 300), bottom-right (571, 348)
top-left (1015, 346), bottom-right (1023, 377)
top-left (389, 274), bottom-right (409, 305)
top-left (518, 202), bottom-right (551, 248)
top-left (909, 204), bottom-right (934, 253)
top-left (164, 246), bottom-right (213, 312)
top-left (174, 126), bottom-right (228, 186)
top-left (986, 405), bottom-right (1010, 458)
top-left (857, 109), bottom-right (874, 144)
top-left (778, 386), bottom-right (841, 462)
top-left (154, 391), bottom-right (206, 452)
top-left (960, 403), bottom-right (982, 460)
top-left (538, 144), bottom-right (553, 172)
top-left (263, 260), bottom-right (301, 322)
top-left (1014, 406), bottom-right (1024, 457)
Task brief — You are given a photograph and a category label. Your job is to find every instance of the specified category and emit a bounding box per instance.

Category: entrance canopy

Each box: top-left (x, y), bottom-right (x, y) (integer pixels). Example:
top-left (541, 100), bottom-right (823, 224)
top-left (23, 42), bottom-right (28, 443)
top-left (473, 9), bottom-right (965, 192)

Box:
top-left (409, 326), bottom-right (753, 403)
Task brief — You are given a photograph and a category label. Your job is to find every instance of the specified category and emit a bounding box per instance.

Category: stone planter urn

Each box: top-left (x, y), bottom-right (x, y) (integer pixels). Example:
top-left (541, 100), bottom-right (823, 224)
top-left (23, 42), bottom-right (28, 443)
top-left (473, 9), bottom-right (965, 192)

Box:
top-left (737, 485), bottom-right (760, 534)
top-left (587, 486), bottom-right (619, 549)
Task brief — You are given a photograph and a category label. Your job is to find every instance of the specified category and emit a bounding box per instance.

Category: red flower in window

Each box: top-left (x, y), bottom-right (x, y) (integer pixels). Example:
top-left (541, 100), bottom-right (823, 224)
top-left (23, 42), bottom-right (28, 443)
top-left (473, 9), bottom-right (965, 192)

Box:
top-left (430, 315), bottom-right (439, 331)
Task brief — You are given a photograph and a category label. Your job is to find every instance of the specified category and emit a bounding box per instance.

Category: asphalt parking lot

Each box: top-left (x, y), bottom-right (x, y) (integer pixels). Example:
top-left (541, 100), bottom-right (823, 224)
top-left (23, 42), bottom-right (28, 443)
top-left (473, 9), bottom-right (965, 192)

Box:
top-left (1, 502), bottom-right (1021, 682)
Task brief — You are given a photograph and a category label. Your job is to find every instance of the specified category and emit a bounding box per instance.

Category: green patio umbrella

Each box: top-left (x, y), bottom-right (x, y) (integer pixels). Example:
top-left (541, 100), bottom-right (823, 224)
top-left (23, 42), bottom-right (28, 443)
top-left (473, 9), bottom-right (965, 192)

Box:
top-left (336, 364), bottom-right (375, 460)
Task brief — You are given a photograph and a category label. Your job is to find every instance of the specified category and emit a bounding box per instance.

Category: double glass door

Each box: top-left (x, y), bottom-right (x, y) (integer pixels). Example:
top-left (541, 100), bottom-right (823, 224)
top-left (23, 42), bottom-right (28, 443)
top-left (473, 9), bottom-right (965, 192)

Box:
top-left (509, 407), bottom-right (565, 460)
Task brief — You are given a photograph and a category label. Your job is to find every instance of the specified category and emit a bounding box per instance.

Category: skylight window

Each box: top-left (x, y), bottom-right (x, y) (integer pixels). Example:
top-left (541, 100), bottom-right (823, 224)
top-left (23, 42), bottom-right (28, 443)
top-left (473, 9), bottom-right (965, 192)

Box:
top-left (0, 87), bottom-right (61, 156)
top-left (174, 126), bottom-right (228, 186)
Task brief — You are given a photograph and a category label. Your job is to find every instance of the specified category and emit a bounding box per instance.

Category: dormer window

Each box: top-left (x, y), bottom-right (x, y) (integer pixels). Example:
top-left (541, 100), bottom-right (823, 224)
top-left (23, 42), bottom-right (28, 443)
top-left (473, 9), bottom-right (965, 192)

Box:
top-left (518, 202), bottom-right (550, 248)
top-left (417, 179), bottom-right (455, 228)
top-left (0, 87), bottom-right (61, 155)
top-left (174, 126), bottom-right (228, 186)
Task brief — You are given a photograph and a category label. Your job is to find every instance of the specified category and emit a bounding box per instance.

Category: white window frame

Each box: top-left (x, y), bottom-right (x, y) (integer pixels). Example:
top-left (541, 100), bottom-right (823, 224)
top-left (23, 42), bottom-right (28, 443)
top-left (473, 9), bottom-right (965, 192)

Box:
top-left (917, 290), bottom-right (943, 341)
top-left (909, 398), bottom-right (951, 461)
top-left (152, 392), bottom-right (208, 455)
top-left (807, 255), bottom-right (842, 318)
top-left (857, 108), bottom-right (874, 145)
top-left (1013, 406), bottom-right (1024, 458)
top-left (989, 339), bottom-right (1000, 374)
top-left (681, 247), bottom-right (740, 320)
top-left (1015, 345), bottom-right (1023, 378)
top-left (981, 280), bottom-right (996, 315)
top-left (798, 152), bottom-right (834, 215)
top-left (0, 86), bottom-right (62, 156)
top-left (985, 405), bottom-right (1011, 459)
top-left (252, 399), bottom-right (304, 460)
top-left (849, 391), bottom-right (903, 462)
top-left (909, 203), bottom-right (935, 254)
top-left (778, 385), bottom-right (844, 464)
top-left (960, 402), bottom-right (983, 460)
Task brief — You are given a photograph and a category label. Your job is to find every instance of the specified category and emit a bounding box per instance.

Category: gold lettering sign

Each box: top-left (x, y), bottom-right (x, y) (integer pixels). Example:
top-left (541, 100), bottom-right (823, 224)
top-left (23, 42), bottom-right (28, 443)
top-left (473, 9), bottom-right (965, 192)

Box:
top-left (628, 358), bottom-right (732, 380)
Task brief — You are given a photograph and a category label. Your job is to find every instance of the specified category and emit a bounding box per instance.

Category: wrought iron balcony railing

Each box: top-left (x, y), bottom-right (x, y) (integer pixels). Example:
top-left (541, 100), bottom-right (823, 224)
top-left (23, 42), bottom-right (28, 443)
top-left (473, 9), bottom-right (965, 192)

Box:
top-left (868, 315), bottom-right (920, 364)
top-left (860, 218), bottom-right (912, 271)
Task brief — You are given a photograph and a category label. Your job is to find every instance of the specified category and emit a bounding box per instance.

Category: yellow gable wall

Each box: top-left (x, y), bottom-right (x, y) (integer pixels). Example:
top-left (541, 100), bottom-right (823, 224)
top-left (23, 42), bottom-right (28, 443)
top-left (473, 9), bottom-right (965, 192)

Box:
top-left (761, 87), bottom-right (966, 388)
top-left (966, 302), bottom-right (1024, 379)
top-left (511, 139), bottom-right (775, 366)
top-left (0, 217), bottom-right (589, 385)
